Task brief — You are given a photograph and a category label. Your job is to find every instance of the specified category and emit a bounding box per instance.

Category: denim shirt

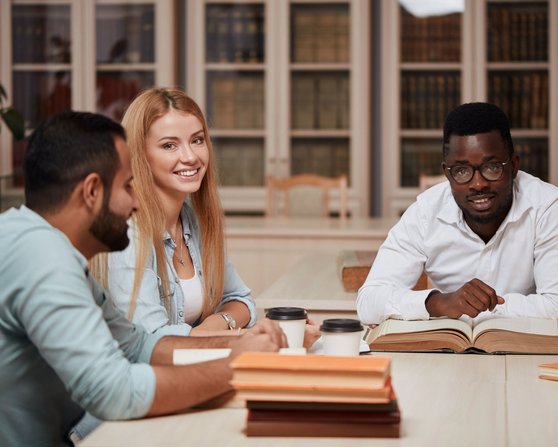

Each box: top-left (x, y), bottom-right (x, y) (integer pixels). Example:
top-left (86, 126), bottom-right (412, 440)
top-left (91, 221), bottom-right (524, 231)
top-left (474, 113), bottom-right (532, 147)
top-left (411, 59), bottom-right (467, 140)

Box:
top-left (0, 206), bottom-right (159, 446)
top-left (107, 202), bottom-right (256, 335)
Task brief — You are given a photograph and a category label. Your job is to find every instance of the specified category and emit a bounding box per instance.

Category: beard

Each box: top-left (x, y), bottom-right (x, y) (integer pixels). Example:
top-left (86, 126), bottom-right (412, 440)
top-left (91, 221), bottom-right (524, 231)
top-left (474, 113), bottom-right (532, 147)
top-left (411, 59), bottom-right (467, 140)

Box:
top-left (90, 199), bottom-right (130, 252)
top-left (460, 182), bottom-right (514, 225)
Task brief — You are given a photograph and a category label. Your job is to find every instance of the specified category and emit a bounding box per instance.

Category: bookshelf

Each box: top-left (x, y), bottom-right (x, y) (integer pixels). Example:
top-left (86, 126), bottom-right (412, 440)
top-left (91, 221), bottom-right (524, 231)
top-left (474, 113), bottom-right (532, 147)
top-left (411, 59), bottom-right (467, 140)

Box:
top-left (381, 0), bottom-right (558, 216)
top-left (0, 0), bottom-right (174, 184)
top-left (186, 0), bottom-right (370, 216)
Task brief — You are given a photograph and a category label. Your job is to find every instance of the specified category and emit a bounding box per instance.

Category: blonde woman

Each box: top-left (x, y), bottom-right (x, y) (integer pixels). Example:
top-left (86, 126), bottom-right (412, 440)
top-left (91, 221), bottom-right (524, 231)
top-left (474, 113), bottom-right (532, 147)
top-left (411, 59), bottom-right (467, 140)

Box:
top-left (102, 87), bottom-right (255, 336)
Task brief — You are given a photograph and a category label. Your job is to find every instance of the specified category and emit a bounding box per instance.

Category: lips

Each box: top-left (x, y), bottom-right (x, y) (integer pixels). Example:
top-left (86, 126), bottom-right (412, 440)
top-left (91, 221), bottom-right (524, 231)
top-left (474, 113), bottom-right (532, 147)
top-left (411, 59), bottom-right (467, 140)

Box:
top-left (467, 194), bottom-right (495, 211)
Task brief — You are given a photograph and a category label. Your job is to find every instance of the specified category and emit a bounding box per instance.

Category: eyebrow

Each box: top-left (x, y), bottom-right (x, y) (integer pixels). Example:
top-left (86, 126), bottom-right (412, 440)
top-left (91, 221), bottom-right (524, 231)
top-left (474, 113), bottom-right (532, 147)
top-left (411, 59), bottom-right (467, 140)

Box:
top-left (156, 129), bottom-right (204, 143)
top-left (452, 155), bottom-right (498, 164)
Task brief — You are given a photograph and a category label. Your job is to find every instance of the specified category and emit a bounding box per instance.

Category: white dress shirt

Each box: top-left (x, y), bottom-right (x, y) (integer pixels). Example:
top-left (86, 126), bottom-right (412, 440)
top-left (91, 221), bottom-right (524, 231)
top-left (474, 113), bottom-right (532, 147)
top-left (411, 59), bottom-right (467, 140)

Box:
top-left (357, 171), bottom-right (558, 325)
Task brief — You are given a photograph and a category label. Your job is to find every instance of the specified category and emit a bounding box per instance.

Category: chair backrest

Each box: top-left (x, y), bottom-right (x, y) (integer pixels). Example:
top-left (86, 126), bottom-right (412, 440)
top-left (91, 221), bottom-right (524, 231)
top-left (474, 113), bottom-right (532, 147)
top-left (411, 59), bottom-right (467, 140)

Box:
top-left (418, 173), bottom-right (448, 192)
top-left (265, 174), bottom-right (348, 219)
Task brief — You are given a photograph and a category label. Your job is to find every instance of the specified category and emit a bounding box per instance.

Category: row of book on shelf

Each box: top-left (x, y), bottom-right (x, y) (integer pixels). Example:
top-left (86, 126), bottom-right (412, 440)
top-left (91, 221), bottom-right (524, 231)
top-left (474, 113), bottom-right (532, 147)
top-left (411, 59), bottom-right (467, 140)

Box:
top-left (400, 72), bottom-right (460, 130)
top-left (291, 74), bottom-right (350, 130)
top-left (206, 5), bottom-right (264, 64)
top-left (400, 8), bottom-right (461, 63)
top-left (488, 72), bottom-right (548, 129)
top-left (231, 352), bottom-right (400, 438)
top-left (291, 7), bottom-right (350, 63)
top-left (291, 139), bottom-right (350, 179)
top-left (487, 4), bottom-right (548, 62)
top-left (208, 75), bottom-right (264, 129)
top-left (213, 140), bottom-right (264, 187)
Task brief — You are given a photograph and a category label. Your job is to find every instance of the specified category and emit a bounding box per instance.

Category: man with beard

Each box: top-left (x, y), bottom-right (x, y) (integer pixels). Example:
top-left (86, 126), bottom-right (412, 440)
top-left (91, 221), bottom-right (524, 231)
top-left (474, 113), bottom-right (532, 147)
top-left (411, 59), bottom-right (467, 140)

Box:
top-left (0, 111), bottom-right (285, 446)
top-left (357, 102), bottom-right (558, 325)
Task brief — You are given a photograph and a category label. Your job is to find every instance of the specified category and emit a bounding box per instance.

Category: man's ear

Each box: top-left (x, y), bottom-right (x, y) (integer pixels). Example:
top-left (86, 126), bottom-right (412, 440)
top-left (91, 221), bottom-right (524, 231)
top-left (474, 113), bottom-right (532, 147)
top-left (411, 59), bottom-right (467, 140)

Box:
top-left (81, 173), bottom-right (104, 211)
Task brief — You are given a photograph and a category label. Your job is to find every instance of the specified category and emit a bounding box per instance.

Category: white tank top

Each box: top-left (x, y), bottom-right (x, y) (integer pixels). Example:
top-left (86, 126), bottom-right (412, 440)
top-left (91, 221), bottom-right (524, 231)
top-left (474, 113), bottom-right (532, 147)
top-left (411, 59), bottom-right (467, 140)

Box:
top-left (178, 270), bottom-right (203, 325)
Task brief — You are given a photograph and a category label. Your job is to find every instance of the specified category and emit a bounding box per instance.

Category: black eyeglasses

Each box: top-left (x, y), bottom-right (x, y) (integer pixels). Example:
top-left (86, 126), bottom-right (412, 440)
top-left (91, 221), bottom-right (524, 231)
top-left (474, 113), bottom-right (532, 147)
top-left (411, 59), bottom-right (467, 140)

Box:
top-left (445, 160), bottom-right (510, 184)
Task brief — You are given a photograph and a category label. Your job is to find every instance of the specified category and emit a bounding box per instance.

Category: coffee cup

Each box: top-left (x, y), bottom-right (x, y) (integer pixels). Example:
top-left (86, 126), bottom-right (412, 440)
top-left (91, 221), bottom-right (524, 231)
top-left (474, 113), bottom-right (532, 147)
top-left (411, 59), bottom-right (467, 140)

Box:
top-left (320, 318), bottom-right (364, 356)
top-left (265, 307), bottom-right (307, 348)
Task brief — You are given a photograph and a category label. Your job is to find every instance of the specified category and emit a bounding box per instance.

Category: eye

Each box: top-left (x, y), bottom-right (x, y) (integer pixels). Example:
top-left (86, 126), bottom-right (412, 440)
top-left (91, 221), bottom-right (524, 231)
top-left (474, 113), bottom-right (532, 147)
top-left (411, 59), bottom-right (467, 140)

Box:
top-left (484, 162), bottom-right (501, 173)
top-left (452, 166), bottom-right (470, 177)
top-left (191, 135), bottom-right (205, 146)
top-left (162, 142), bottom-right (177, 151)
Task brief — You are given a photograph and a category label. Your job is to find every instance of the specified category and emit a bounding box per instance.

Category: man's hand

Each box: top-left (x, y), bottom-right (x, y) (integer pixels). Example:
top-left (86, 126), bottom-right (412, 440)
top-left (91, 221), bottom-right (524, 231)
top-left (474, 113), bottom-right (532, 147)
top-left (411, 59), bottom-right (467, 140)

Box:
top-left (229, 318), bottom-right (287, 357)
top-left (425, 278), bottom-right (505, 318)
top-left (303, 319), bottom-right (321, 349)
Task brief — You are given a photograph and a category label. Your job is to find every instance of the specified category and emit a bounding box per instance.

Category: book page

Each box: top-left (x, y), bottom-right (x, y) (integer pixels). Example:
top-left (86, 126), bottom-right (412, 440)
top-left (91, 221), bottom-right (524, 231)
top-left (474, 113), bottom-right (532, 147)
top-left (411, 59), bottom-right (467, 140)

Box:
top-left (372, 318), bottom-right (473, 340)
top-left (472, 317), bottom-right (558, 341)
top-left (173, 348), bottom-right (231, 365)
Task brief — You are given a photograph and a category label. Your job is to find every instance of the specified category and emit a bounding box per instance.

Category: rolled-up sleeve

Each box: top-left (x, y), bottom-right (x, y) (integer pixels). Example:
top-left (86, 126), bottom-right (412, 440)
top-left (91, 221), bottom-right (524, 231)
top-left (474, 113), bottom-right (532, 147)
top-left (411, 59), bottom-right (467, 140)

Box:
top-left (218, 258), bottom-right (257, 327)
top-left (16, 232), bottom-right (156, 420)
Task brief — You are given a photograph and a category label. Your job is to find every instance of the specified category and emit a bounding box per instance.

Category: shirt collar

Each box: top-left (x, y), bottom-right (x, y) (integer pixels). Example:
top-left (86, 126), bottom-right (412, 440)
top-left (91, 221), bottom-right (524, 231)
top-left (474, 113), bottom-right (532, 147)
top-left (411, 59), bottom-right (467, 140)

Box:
top-left (163, 202), bottom-right (193, 242)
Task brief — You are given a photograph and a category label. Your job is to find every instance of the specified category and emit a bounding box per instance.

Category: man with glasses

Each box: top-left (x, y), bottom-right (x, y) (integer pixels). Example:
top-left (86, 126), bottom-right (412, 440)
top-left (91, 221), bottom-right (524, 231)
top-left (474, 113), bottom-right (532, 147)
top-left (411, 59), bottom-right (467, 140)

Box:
top-left (357, 102), bottom-right (558, 324)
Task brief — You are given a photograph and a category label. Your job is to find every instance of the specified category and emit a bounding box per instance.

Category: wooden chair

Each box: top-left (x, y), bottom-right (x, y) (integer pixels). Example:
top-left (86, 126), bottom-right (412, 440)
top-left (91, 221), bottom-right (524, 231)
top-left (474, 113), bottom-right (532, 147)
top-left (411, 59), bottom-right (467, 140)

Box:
top-left (265, 174), bottom-right (348, 219)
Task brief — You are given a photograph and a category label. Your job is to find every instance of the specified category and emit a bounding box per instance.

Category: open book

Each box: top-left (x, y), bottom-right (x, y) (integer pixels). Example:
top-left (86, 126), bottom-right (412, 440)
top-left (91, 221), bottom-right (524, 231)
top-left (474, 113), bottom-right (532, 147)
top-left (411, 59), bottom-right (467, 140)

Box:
top-left (366, 317), bottom-right (558, 354)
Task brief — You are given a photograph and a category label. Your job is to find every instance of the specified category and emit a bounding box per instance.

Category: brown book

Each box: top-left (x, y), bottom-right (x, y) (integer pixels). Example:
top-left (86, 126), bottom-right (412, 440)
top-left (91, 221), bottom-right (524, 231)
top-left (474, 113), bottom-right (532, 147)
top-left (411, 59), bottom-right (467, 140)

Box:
top-left (337, 249), bottom-right (377, 292)
top-left (367, 317), bottom-right (558, 354)
top-left (248, 408), bottom-right (400, 424)
top-left (231, 352), bottom-right (390, 390)
top-left (246, 418), bottom-right (400, 438)
top-left (337, 250), bottom-right (429, 292)
top-left (246, 385), bottom-right (398, 413)
top-left (539, 363), bottom-right (558, 381)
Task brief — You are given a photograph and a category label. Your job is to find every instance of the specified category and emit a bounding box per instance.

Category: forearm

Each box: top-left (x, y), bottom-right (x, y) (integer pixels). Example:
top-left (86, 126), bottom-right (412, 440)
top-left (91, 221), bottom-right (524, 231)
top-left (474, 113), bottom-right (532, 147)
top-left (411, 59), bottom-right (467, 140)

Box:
top-left (357, 283), bottom-right (432, 324)
top-left (194, 301), bottom-right (251, 331)
top-left (150, 335), bottom-right (235, 365)
top-left (147, 358), bottom-right (232, 415)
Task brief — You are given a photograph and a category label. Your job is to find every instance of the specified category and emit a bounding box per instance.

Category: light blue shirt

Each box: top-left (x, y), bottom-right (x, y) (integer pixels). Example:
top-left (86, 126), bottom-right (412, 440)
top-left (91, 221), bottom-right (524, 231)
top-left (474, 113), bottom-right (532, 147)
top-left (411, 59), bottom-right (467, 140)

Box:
top-left (0, 206), bottom-right (161, 446)
top-left (107, 202), bottom-right (256, 335)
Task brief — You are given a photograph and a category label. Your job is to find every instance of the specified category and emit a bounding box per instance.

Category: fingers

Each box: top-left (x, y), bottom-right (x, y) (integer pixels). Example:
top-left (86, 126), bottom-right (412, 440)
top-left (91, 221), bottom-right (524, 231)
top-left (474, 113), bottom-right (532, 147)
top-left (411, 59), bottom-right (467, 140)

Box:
top-left (248, 319), bottom-right (288, 348)
top-left (452, 279), bottom-right (502, 317)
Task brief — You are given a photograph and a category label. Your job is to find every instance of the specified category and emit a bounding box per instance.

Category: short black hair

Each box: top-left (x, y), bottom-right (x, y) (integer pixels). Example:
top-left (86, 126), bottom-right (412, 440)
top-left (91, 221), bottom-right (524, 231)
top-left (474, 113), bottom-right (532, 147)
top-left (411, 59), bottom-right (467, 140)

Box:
top-left (442, 102), bottom-right (514, 158)
top-left (24, 111), bottom-right (125, 212)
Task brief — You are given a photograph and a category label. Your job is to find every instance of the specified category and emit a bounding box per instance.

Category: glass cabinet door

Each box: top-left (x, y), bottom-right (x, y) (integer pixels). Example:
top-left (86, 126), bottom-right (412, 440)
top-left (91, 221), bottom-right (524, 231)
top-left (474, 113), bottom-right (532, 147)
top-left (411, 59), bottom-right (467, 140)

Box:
top-left (289, 3), bottom-right (351, 180)
top-left (95, 3), bottom-right (157, 122)
top-left (398, 0), bottom-right (463, 187)
top-left (486, 0), bottom-right (549, 181)
top-left (204, 2), bottom-right (266, 188)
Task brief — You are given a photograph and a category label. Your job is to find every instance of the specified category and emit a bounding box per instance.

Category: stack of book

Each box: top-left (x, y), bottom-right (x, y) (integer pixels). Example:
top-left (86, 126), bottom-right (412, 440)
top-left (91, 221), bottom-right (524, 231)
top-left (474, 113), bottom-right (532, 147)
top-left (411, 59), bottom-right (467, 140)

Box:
top-left (231, 352), bottom-right (400, 437)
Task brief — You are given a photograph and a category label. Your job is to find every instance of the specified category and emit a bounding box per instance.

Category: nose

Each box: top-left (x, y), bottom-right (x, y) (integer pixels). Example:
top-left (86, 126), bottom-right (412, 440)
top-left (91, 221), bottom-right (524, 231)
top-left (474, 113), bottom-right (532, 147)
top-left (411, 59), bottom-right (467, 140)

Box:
top-left (179, 144), bottom-right (197, 162)
top-left (468, 167), bottom-right (489, 191)
top-left (130, 187), bottom-right (140, 215)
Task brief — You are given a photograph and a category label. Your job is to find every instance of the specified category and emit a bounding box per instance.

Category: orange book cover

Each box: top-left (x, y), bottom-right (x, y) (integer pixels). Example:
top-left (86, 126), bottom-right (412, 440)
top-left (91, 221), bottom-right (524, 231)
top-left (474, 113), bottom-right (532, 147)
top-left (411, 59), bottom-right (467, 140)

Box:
top-left (231, 352), bottom-right (390, 390)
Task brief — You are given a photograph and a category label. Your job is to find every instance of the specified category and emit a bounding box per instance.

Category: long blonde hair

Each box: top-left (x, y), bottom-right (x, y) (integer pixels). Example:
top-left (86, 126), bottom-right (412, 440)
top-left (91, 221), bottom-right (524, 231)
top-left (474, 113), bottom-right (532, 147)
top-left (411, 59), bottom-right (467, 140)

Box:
top-left (94, 87), bottom-right (225, 321)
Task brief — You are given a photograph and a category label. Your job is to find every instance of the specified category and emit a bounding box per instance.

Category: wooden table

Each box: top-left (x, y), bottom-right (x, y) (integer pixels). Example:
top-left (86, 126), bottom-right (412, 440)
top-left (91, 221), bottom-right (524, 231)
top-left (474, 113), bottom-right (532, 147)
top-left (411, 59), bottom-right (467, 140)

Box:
top-left (225, 216), bottom-right (396, 296)
top-left (256, 251), bottom-right (357, 323)
top-left (80, 353), bottom-right (558, 447)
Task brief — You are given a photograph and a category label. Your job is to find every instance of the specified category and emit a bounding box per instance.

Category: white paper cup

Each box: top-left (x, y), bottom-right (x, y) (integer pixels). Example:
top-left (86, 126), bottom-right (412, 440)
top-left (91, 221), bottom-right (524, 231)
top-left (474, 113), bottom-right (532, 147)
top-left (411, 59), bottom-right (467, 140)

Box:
top-left (266, 307), bottom-right (307, 348)
top-left (320, 319), bottom-right (364, 356)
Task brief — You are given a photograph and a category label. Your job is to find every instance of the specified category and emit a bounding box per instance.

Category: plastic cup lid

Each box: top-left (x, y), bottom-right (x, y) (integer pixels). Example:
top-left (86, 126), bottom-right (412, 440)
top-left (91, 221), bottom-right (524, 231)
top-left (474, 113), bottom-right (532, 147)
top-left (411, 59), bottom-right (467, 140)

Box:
top-left (320, 318), bottom-right (363, 333)
top-left (265, 306), bottom-right (307, 320)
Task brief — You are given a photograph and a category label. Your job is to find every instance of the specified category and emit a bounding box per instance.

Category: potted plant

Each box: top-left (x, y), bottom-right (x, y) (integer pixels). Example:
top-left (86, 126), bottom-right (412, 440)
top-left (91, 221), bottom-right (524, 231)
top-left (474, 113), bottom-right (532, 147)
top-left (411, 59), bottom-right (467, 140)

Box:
top-left (0, 83), bottom-right (24, 140)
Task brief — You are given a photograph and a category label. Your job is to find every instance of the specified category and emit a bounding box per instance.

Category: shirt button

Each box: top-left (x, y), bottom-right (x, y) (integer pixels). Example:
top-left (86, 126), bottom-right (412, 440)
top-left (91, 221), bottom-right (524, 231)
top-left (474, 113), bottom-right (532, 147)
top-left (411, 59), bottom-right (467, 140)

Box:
top-left (179, 311), bottom-right (184, 317)
top-left (198, 270), bottom-right (202, 276)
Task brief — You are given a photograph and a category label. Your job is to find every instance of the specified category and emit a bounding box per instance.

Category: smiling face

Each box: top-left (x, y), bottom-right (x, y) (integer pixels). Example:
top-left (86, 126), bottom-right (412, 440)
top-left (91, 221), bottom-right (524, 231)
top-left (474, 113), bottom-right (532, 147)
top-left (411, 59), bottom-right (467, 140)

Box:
top-left (442, 130), bottom-right (519, 241)
top-left (145, 109), bottom-right (209, 201)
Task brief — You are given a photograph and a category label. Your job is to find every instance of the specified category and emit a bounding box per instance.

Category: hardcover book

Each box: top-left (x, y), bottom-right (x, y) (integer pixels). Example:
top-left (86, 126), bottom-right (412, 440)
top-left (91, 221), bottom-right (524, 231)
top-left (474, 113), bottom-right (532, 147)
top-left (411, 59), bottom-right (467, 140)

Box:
top-left (366, 317), bottom-right (558, 354)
